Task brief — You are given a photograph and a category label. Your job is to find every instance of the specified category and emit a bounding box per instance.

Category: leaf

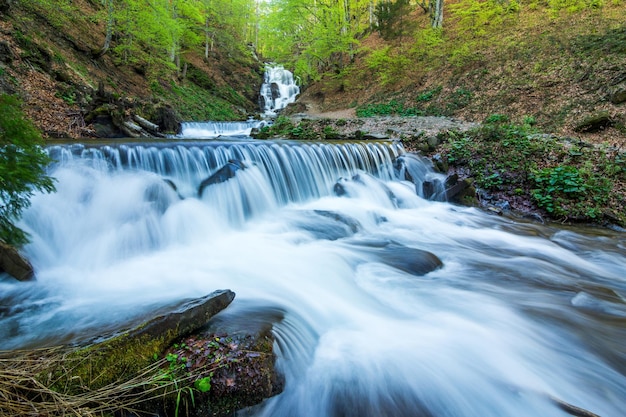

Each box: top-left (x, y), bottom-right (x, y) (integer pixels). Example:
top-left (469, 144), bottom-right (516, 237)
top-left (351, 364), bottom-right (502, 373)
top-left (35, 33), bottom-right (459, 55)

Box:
top-left (194, 377), bottom-right (212, 393)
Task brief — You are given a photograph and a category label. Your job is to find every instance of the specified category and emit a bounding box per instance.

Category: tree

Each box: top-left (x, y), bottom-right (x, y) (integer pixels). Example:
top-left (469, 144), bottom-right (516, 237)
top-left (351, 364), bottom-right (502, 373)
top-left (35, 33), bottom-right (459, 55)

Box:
top-left (418, 0), bottom-right (444, 28)
top-left (0, 95), bottom-right (55, 246)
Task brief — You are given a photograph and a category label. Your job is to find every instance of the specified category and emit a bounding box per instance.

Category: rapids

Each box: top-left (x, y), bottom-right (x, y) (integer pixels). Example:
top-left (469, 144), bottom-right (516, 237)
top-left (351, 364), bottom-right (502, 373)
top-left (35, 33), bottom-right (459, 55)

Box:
top-left (1, 139), bottom-right (625, 417)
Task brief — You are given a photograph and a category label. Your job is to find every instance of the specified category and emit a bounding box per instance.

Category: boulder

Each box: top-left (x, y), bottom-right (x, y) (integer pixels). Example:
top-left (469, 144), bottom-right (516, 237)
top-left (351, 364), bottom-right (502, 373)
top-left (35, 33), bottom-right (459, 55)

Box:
top-left (198, 160), bottom-right (246, 197)
top-left (445, 174), bottom-right (477, 205)
top-left (0, 241), bottom-right (34, 281)
top-left (185, 303), bottom-right (285, 417)
top-left (351, 240), bottom-right (443, 276)
top-left (574, 111), bottom-right (614, 133)
top-left (54, 290), bottom-right (236, 391)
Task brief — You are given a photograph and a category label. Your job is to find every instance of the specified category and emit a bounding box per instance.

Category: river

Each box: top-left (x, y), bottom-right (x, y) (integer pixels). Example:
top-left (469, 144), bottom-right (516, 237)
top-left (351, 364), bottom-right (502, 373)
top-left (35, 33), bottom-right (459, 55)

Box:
top-left (0, 137), bottom-right (624, 417)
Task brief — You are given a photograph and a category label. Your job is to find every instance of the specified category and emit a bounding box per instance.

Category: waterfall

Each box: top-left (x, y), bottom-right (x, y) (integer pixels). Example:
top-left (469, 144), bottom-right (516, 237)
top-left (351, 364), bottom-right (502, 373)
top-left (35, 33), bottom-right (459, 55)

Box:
top-left (178, 120), bottom-right (268, 139)
top-left (259, 64), bottom-right (300, 117)
top-left (2, 140), bottom-right (625, 417)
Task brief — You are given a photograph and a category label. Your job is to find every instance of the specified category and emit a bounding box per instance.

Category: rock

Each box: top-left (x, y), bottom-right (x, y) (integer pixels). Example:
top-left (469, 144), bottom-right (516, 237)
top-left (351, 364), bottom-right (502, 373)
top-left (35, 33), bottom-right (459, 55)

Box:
top-left (56, 290), bottom-right (236, 391)
top-left (351, 239), bottom-right (443, 276)
top-left (155, 105), bottom-right (180, 134)
top-left (609, 84), bottom-right (626, 104)
top-left (0, 241), bottom-right (34, 281)
top-left (574, 111), bottom-right (614, 133)
top-left (198, 160), bottom-right (246, 197)
top-left (187, 303), bottom-right (285, 417)
top-left (445, 175), bottom-right (477, 205)
top-left (362, 132), bottom-right (389, 140)
top-left (290, 210), bottom-right (362, 240)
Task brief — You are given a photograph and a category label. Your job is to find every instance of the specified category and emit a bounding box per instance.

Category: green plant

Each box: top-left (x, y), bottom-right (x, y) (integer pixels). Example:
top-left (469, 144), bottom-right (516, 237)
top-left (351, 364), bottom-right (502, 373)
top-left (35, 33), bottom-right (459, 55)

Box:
top-left (531, 165), bottom-right (587, 215)
top-left (0, 95), bottom-right (56, 246)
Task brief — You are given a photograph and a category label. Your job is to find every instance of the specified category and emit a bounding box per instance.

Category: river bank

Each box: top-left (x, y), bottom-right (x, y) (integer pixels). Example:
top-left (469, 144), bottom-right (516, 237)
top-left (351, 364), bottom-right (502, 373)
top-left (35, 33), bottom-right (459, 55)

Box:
top-left (263, 110), bottom-right (625, 230)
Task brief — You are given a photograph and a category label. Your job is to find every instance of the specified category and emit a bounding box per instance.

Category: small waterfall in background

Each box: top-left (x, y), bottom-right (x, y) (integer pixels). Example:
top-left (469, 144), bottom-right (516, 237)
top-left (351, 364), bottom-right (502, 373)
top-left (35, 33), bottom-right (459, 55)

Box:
top-left (178, 120), bottom-right (268, 139)
top-left (176, 63), bottom-right (298, 138)
top-left (259, 64), bottom-right (300, 117)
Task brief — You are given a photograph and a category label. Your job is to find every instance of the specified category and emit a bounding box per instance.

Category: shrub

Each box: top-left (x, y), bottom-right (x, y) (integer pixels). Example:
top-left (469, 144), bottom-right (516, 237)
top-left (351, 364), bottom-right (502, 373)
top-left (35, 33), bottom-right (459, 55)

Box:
top-left (0, 95), bottom-right (55, 246)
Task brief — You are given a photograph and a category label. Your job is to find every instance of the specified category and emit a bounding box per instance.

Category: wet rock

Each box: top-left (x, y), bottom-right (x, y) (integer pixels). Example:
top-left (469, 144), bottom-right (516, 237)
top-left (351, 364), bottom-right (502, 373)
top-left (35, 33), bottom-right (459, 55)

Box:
top-left (444, 174), bottom-right (477, 205)
top-left (0, 241), bottom-right (34, 281)
top-left (144, 180), bottom-right (182, 214)
top-left (185, 303), bottom-right (285, 417)
top-left (574, 111), bottom-right (614, 133)
top-left (350, 239), bottom-right (443, 276)
top-left (58, 290), bottom-right (236, 391)
top-left (198, 160), bottom-right (246, 197)
top-left (155, 104), bottom-right (180, 134)
top-left (292, 210), bottom-right (362, 240)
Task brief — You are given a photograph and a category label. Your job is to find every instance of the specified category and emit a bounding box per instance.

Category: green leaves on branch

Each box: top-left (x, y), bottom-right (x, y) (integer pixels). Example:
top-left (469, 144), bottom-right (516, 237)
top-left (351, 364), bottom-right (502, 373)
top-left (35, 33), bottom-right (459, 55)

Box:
top-left (0, 95), bottom-right (55, 246)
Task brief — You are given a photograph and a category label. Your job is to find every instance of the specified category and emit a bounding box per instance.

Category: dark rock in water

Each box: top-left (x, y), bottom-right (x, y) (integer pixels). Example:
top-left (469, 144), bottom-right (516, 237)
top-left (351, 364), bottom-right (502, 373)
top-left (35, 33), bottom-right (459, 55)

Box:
top-left (198, 160), bottom-right (246, 197)
top-left (375, 242), bottom-right (443, 275)
top-left (0, 241), bottom-right (34, 281)
top-left (574, 111), bottom-right (614, 133)
top-left (144, 179), bottom-right (182, 213)
top-left (445, 175), bottom-right (477, 205)
top-left (334, 178), bottom-right (349, 196)
top-left (270, 82), bottom-right (281, 99)
top-left (350, 239), bottom-right (443, 276)
top-left (292, 210), bottom-right (362, 240)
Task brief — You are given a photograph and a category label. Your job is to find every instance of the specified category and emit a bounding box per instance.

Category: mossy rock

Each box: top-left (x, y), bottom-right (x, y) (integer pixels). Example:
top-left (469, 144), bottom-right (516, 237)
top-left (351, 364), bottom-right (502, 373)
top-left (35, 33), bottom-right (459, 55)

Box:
top-left (574, 111), bottom-right (614, 133)
top-left (44, 290), bottom-right (235, 393)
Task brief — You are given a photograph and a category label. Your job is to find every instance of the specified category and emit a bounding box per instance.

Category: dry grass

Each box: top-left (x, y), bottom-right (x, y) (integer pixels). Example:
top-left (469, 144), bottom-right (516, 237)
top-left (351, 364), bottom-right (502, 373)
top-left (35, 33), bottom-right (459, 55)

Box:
top-left (0, 347), bottom-right (218, 417)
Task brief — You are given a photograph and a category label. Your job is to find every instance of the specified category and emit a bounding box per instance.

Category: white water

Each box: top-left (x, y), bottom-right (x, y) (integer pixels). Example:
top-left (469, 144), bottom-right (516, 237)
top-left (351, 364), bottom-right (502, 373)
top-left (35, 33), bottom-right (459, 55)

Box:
top-left (259, 64), bottom-right (300, 117)
top-left (178, 120), bottom-right (268, 139)
top-left (1, 141), bottom-right (625, 417)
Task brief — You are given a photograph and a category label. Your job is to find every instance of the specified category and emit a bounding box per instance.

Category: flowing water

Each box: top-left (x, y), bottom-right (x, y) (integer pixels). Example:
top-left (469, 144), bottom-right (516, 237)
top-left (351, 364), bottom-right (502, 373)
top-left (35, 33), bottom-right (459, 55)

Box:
top-left (259, 64), bottom-right (300, 117)
top-left (1, 138), bottom-right (625, 417)
top-left (178, 120), bottom-right (268, 139)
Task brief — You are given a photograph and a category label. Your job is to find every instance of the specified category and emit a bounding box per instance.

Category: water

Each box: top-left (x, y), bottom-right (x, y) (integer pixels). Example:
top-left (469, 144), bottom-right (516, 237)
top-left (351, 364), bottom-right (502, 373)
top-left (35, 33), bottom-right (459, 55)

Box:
top-left (1, 140), bottom-right (625, 417)
top-left (259, 64), bottom-right (300, 117)
top-left (178, 120), bottom-right (268, 139)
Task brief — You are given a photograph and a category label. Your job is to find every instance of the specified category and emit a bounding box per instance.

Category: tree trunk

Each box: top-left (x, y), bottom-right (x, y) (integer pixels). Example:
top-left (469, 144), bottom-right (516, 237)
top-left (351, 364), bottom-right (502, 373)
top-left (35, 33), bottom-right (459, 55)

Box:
top-left (96, 0), bottom-right (114, 57)
top-left (431, 0), bottom-right (443, 28)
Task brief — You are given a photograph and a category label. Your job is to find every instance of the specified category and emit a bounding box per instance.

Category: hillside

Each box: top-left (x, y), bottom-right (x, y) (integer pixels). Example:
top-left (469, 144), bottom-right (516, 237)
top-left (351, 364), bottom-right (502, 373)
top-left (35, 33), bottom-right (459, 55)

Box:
top-left (296, 1), bottom-right (625, 148)
top-left (0, 0), bottom-right (263, 138)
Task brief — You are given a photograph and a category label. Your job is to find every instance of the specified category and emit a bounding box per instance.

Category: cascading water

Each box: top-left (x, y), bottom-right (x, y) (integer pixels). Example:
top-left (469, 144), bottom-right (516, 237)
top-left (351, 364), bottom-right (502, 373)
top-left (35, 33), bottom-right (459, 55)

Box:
top-left (178, 120), bottom-right (268, 139)
top-left (259, 64), bottom-right (300, 117)
top-left (1, 140), bottom-right (625, 417)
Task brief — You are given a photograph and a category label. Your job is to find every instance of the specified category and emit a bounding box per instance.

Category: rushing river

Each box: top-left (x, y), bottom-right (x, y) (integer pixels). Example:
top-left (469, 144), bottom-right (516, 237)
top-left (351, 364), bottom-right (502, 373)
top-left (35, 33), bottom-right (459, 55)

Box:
top-left (1, 139), bottom-right (625, 417)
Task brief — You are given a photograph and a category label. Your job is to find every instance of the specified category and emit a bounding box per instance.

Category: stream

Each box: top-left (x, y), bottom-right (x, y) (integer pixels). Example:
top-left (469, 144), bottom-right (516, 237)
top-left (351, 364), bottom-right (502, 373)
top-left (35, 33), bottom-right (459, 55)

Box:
top-left (1, 66), bottom-right (625, 417)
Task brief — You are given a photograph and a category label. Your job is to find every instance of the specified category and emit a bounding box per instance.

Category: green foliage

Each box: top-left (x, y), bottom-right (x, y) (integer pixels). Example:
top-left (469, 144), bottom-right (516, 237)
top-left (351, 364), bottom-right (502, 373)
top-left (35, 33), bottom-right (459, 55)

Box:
top-left (364, 46), bottom-right (412, 86)
top-left (442, 119), bottom-right (622, 223)
top-left (356, 99), bottom-right (421, 117)
top-left (194, 376), bottom-right (212, 393)
top-left (0, 95), bottom-right (55, 246)
top-left (375, 0), bottom-right (412, 40)
top-left (449, 0), bottom-right (520, 37)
